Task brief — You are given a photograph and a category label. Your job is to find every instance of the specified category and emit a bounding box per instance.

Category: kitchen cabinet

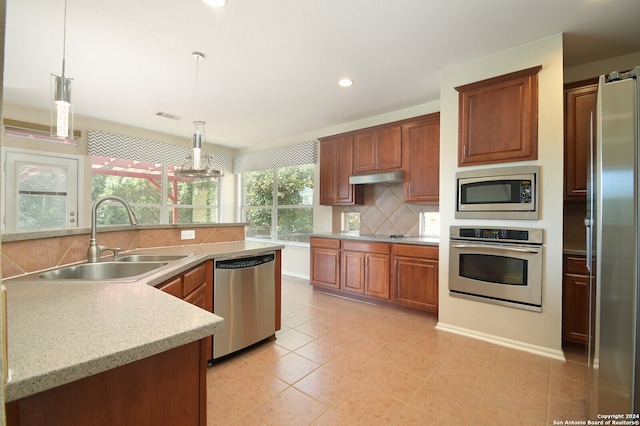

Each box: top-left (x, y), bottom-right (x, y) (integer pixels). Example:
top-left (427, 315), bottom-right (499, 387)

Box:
top-left (353, 125), bottom-right (402, 173)
top-left (563, 254), bottom-right (594, 350)
top-left (319, 135), bottom-right (364, 205)
top-left (392, 244), bottom-right (439, 313)
top-left (456, 66), bottom-right (541, 166)
top-left (159, 260), bottom-right (213, 357)
top-left (342, 240), bottom-right (391, 300)
top-left (564, 80), bottom-right (598, 199)
top-left (6, 340), bottom-right (208, 426)
top-left (310, 237), bottom-right (341, 290)
top-left (402, 113), bottom-right (440, 203)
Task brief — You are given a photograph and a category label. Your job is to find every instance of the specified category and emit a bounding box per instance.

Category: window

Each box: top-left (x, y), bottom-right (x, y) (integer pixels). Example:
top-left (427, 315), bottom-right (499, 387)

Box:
top-left (3, 149), bottom-right (80, 233)
top-left (341, 212), bottom-right (361, 234)
top-left (242, 164), bottom-right (314, 244)
top-left (91, 156), bottom-right (218, 226)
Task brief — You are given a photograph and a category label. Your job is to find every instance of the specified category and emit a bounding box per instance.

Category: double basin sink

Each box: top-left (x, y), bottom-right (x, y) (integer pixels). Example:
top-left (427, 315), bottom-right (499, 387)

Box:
top-left (38, 254), bottom-right (191, 281)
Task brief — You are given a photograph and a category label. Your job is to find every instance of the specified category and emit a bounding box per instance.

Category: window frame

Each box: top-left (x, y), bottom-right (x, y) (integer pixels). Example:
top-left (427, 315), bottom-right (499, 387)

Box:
top-left (240, 164), bottom-right (314, 246)
top-left (2, 147), bottom-right (84, 233)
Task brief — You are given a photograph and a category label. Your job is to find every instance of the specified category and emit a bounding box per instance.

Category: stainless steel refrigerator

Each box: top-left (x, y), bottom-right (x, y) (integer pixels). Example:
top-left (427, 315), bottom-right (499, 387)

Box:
top-left (587, 66), bottom-right (640, 415)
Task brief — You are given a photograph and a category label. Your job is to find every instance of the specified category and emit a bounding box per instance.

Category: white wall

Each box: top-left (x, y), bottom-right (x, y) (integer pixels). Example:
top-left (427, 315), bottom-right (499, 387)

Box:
top-left (437, 34), bottom-right (565, 359)
top-left (564, 50), bottom-right (640, 84)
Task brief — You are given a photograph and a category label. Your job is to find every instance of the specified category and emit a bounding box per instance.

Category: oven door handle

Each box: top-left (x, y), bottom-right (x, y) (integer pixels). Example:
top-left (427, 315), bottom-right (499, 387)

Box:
top-left (451, 243), bottom-right (540, 254)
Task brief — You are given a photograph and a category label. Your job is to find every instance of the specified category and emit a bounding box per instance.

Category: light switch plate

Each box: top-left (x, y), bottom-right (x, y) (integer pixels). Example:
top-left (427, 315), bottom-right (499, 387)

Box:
top-left (181, 230), bottom-right (196, 240)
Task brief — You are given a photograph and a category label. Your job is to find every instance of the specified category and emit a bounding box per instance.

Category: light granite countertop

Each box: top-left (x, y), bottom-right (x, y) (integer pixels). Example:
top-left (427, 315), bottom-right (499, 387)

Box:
top-left (311, 232), bottom-right (440, 246)
top-left (3, 240), bottom-right (283, 402)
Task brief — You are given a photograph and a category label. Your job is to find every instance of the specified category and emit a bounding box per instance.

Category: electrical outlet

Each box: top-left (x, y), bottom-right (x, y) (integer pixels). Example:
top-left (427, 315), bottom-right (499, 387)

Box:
top-left (181, 230), bottom-right (195, 240)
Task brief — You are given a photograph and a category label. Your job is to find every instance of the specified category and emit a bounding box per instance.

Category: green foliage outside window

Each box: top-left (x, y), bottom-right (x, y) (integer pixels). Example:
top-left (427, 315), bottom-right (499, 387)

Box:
top-left (244, 164), bottom-right (314, 243)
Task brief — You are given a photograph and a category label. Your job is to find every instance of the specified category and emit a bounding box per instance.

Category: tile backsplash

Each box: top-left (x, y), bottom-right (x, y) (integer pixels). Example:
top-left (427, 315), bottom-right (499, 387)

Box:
top-left (332, 182), bottom-right (439, 237)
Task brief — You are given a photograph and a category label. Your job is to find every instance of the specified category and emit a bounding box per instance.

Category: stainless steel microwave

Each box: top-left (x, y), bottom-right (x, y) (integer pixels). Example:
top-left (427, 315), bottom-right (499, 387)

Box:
top-left (456, 165), bottom-right (539, 220)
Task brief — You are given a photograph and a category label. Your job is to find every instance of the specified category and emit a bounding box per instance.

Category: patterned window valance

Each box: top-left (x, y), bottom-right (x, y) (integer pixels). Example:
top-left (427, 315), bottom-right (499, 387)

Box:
top-left (87, 130), bottom-right (229, 171)
top-left (233, 140), bottom-right (318, 174)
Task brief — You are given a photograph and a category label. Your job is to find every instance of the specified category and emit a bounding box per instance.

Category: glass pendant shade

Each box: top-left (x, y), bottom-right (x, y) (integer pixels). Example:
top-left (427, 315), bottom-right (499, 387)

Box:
top-left (51, 74), bottom-right (73, 138)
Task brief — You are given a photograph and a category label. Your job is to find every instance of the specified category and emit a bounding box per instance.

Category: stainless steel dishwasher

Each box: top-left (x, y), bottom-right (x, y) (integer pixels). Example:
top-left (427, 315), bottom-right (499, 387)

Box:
top-left (213, 252), bottom-right (276, 359)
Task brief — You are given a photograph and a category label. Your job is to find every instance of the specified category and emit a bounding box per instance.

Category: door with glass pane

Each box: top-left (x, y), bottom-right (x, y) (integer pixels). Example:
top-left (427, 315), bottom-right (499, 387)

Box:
top-left (4, 152), bottom-right (78, 232)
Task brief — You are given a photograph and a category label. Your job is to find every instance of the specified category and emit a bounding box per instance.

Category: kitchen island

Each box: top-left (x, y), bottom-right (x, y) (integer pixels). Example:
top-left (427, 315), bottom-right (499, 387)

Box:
top-left (3, 240), bottom-right (282, 425)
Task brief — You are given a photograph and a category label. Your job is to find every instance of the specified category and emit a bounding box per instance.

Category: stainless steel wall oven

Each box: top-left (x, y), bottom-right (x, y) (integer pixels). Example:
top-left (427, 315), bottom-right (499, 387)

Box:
top-left (449, 226), bottom-right (543, 312)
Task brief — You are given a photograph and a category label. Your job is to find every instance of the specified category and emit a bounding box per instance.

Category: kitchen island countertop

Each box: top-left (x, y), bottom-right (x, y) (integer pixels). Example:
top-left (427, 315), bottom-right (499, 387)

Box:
top-left (3, 240), bottom-right (283, 402)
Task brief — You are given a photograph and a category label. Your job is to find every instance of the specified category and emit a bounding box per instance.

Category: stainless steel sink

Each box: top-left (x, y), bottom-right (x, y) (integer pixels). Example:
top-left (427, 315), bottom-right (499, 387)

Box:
top-left (38, 262), bottom-right (168, 281)
top-left (113, 254), bottom-right (189, 262)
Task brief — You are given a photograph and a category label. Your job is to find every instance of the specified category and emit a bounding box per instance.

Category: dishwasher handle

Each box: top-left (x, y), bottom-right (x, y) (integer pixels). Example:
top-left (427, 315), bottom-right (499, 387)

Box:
top-left (215, 252), bottom-right (275, 270)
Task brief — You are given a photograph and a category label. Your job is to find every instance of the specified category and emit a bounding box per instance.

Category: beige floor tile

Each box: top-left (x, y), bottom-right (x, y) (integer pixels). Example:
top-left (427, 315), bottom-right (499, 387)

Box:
top-left (274, 328), bottom-right (316, 351)
top-left (221, 368), bottom-right (289, 412)
top-left (330, 383), bottom-right (407, 424)
top-left (266, 351), bottom-right (320, 384)
top-left (252, 387), bottom-right (327, 426)
top-left (207, 388), bottom-right (251, 425)
top-left (361, 364), bottom-right (425, 402)
top-left (294, 365), bottom-right (360, 405)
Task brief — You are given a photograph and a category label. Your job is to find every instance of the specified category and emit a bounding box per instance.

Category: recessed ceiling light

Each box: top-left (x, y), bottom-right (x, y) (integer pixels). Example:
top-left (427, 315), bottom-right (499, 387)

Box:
top-left (204, 0), bottom-right (226, 7)
top-left (338, 78), bottom-right (353, 87)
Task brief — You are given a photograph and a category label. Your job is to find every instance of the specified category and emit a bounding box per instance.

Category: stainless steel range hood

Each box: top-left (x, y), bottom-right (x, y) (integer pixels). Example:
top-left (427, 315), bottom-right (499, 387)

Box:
top-left (348, 170), bottom-right (404, 184)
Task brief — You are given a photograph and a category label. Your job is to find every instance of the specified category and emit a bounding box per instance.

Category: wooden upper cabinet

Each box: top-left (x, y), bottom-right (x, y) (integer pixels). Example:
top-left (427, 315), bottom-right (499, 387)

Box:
top-left (402, 113), bottom-right (440, 203)
top-left (564, 81), bottom-right (597, 199)
top-left (456, 66), bottom-right (541, 167)
top-left (353, 125), bottom-right (402, 173)
top-left (319, 135), bottom-right (363, 205)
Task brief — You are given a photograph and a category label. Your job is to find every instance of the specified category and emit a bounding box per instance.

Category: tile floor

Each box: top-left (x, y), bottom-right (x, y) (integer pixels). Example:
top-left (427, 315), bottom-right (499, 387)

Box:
top-left (206, 276), bottom-right (589, 425)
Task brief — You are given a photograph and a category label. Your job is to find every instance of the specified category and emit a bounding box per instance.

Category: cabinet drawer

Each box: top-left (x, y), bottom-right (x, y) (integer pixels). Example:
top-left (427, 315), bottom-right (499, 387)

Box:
top-left (342, 240), bottom-right (390, 254)
top-left (158, 277), bottom-right (182, 298)
top-left (310, 237), bottom-right (341, 249)
top-left (393, 244), bottom-right (438, 259)
top-left (184, 283), bottom-right (206, 309)
top-left (565, 255), bottom-right (588, 275)
top-left (183, 263), bottom-right (207, 295)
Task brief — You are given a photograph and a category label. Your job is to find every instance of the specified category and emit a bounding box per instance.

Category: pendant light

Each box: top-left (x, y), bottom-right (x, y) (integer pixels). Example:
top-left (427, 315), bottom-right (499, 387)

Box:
top-left (175, 52), bottom-right (223, 179)
top-left (51, 0), bottom-right (74, 139)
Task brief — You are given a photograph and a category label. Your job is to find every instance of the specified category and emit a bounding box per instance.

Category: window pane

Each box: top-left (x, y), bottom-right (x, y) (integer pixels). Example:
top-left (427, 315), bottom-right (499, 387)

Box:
top-left (174, 207), bottom-right (218, 224)
top-left (245, 170), bottom-right (273, 206)
top-left (245, 208), bottom-right (272, 240)
top-left (18, 194), bottom-right (67, 231)
top-left (277, 165), bottom-right (314, 206)
top-left (168, 175), bottom-right (219, 224)
top-left (277, 208), bottom-right (312, 243)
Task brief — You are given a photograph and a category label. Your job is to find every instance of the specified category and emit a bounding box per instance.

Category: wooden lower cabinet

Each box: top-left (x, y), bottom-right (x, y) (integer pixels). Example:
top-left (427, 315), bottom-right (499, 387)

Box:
top-left (311, 237), bottom-right (439, 311)
top-left (563, 254), bottom-right (594, 349)
top-left (342, 241), bottom-right (391, 300)
top-left (392, 244), bottom-right (439, 312)
top-left (310, 237), bottom-right (341, 290)
top-left (158, 260), bottom-right (213, 357)
top-left (6, 340), bottom-right (208, 426)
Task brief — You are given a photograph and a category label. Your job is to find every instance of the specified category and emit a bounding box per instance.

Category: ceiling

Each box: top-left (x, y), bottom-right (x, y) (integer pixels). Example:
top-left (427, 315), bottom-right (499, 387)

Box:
top-left (4, 0), bottom-right (640, 150)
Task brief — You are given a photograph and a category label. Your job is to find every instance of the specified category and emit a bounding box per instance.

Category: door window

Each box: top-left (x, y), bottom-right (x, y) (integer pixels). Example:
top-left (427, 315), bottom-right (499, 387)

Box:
top-left (4, 151), bottom-right (79, 232)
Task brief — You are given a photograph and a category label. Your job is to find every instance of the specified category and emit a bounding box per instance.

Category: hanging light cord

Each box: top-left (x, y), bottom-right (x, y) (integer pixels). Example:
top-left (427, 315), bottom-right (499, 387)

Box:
top-left (61, 0), bottom-right (68, 78)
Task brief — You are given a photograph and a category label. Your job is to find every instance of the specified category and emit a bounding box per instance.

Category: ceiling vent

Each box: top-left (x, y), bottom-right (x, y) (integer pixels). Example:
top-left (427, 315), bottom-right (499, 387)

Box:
top-left (155, 112), bottom-right (181, 121)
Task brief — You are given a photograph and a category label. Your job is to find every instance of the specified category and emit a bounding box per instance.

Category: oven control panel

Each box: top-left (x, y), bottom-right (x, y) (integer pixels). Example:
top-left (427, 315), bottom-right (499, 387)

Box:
top-left (450, 226), bottom-right (543, 245)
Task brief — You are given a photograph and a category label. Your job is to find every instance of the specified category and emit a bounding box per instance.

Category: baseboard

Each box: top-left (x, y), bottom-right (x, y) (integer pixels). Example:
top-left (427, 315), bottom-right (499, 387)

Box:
top-left (282, 272), bottom-right (310, 281)
top-left (435, 322), bottom-right (566, 361)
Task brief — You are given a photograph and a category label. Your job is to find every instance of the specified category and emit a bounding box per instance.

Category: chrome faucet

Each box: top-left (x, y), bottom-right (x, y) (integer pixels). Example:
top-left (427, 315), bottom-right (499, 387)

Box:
top-left (87, 196), bottom-right (138, 263)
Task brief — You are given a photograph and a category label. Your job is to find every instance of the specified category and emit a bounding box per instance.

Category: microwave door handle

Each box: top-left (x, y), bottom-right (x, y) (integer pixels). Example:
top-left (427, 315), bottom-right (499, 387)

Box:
top-left (451, 243), bottom-right (540, 254)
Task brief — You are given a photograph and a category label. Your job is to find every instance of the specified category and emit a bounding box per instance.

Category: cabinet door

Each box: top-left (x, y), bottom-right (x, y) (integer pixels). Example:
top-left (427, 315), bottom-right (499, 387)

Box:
top-left (184, 283), bottom-right (206, 309)
top-left (319, 136), bottom-right (362, 205)
top-left (342, 251), bottom-right (365, 294)
top-left (563, 272), bottom-right (589, 344)
top-left (402, 114), bottom-right (440, 203)
top-left (353, 131), bottom-right (378, 173)
top-left (364, 253), bottom-right (390, 300)
top-left (564, 83), bottom-right (597, 199)
top-left (319, 138), bottom-right (338, 204)
top-left (394, 256), bottom-right (439, 312)
top-left (376, 126), bottom-right (402, 170)
top-left (310, 247), bottom-right (340, 289)
top-left (456, 66), bottom-right (541, 166)
top-left (353, 126), bottom-right (402, 173)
